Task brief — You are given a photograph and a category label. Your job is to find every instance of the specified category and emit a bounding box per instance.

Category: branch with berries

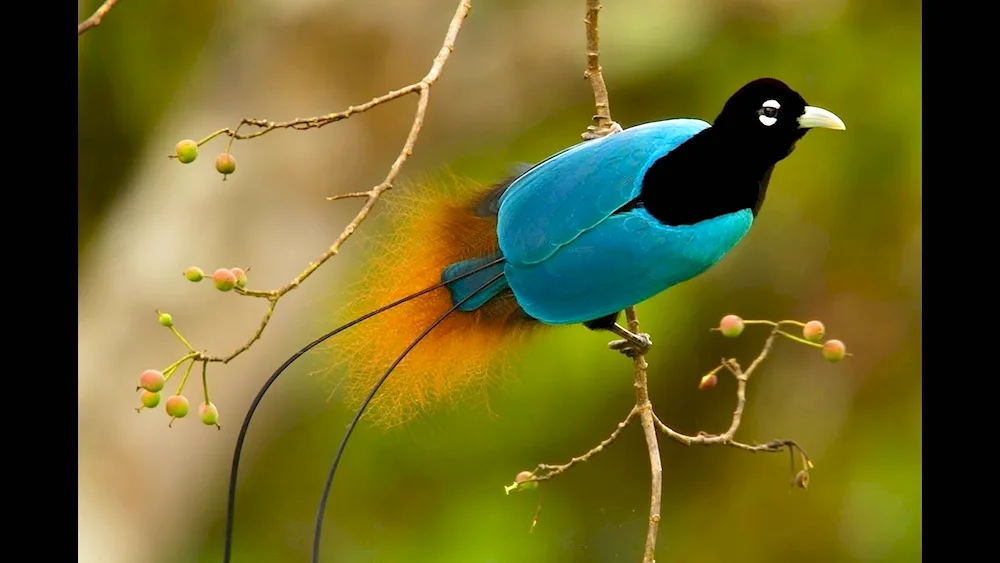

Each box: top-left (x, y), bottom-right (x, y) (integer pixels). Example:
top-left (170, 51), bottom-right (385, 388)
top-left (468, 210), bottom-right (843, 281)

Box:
top-left (131, 0), bottom-right (473, 428)
top-left (499, 6), bottom-right (851, 562)
top-left (504, 314), bottom-right (849, 523)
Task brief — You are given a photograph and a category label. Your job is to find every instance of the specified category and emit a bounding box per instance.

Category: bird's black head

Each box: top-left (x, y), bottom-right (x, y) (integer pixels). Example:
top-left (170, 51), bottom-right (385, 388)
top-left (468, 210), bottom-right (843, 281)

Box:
top-left (712, 78), bottom-right (845, 161)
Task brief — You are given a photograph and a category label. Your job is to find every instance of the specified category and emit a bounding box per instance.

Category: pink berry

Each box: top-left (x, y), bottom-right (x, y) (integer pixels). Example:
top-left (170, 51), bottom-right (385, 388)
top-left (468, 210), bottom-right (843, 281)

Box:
top-left (699, 373), bottom-right (718, 390)
top-left (199, 402), bottom-right (220, 426)
top-left (803, 320), bottom-right (825, 343)
top-left (212, 268), bottom-right (237, 292)
top-left (215, 153), bottom-right (237, 176)
top-left (231, 267), bottom-right (247, 289)
top-left (140, 369), bottom-right (165, 393)
top-left (822, 340), bottom-right (846, 362)
top-left (719, 315), bottom-right (744, 338)
top-left (165, 395), bottom-right (190, 419)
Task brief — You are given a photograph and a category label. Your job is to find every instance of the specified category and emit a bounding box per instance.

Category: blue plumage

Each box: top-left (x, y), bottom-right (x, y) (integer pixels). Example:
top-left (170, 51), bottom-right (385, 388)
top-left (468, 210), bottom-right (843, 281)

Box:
top-left (496, 119), bottom-right (711, 266)
top-left (447, 119), bottom-right (754, 323)
top-left (504, 207), bottom-right (752, 324)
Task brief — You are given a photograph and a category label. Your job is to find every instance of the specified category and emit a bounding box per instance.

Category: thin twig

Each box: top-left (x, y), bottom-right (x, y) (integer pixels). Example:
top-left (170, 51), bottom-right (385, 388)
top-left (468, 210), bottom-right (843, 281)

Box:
top-left (174, 0), bottom-right (472, 365)
top-left (652, 324), bottom-right (814, 471)
top-left (581, 0), bottom-right (621, 140)
top-left (78, 0), bottom-right (120, 36)
top-left (528, 407), bottom-right (637, 483)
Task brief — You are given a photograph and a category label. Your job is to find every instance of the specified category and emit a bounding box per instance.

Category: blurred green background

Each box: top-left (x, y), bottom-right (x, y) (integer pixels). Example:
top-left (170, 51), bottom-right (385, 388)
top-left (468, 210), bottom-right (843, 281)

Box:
top-left (78, 0), bottom-right (920, 562)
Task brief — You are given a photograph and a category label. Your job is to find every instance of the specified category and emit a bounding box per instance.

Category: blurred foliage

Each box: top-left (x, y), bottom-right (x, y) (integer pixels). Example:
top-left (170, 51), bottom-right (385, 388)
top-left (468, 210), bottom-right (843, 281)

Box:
top-left (79, 0), bottom-right (920, 561)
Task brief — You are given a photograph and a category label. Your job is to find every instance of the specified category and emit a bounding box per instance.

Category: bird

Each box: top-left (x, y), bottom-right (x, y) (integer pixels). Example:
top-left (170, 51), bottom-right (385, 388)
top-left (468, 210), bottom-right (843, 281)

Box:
top-left (221, 77), bottom-right (846, 563)
top-left (324, 76), bottom-right (845, 426)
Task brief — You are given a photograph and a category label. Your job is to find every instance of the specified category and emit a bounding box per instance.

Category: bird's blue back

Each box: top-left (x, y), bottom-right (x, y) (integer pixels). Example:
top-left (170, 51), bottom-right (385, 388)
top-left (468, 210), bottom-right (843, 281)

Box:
top-left (444, 119), bottom-right (755, 323)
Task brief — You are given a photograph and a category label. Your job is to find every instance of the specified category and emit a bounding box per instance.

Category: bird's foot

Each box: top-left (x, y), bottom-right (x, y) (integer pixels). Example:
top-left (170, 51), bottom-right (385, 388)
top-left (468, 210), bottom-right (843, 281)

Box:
top-left (607, 323), bottom-right (652, 358)
top-left (582, 120), bottom-right (623, 140)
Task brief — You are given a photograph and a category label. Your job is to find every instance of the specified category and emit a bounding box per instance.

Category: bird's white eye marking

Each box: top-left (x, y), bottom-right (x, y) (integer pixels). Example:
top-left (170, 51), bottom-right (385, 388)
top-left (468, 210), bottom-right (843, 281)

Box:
top-left (758, 99), bottom-right (780, 126)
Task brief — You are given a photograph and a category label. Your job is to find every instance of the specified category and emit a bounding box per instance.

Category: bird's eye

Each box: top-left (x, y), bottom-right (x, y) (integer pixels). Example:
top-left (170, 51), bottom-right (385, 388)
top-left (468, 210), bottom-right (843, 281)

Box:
top-left (757, 100), bottom-right (781, 127)
top-left (758, 99), bottom-right (780, 126)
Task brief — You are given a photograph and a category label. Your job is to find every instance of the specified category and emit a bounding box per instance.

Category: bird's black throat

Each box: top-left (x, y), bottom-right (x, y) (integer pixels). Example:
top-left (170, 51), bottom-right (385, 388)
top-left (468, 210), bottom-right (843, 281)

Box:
top-left (619, 126), bottom-right (800, 226)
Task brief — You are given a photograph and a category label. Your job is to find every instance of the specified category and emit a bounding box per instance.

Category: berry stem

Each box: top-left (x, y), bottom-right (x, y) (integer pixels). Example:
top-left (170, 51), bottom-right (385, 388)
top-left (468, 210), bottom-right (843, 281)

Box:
top-left (775, 330), bottom-right (824, 348)
top-left (704, 362), bottom-right (727, 381)
top-left (742, 319), bottom-right (807, 328)
top-left (162, 352), bottom-right (198, 380)
top-left (175, 358), bottom-right (197, 395)
top-left (201, 360), bottom-right (211, 404)
top-left (169, 327), bottom-right (195, 352)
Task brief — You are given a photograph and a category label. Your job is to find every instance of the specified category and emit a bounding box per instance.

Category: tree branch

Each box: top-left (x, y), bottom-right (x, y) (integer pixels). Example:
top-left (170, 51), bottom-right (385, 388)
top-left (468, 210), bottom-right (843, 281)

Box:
top-left (78, 0), bottom-right (120, 36)
top-left (155, 0), bottom-right (473, 369)
top-left (507, 5), bottom-right (662, 562)
top-left (625, 307), bottom-right (663, 563)
top-left (582, 3), bottom-right (661, 560)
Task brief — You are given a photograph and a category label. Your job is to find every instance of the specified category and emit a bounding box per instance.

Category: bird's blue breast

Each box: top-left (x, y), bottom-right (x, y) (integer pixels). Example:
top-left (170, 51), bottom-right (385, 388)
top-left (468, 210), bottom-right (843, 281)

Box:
top-left (503, 208), bottom-right (752, 324)
top-left (494, 119), bottom-right (754, 325)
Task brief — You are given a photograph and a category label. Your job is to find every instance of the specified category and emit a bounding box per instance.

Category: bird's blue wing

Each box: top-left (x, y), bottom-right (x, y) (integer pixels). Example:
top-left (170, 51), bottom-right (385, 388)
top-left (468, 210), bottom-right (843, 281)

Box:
top-left (504, 208), bottom-right (753, 325)
top-left (497, 119), bottom-right (710, 266)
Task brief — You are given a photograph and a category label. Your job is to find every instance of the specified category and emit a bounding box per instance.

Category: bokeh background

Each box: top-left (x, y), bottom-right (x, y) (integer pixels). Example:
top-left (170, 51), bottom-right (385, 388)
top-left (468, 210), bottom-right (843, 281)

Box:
top-left (78, 0), bottom-right (921, 561)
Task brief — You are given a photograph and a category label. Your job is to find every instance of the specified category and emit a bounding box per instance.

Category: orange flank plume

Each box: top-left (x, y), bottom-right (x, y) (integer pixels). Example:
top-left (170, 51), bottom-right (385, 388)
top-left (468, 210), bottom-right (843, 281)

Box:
top-left (323, 178), bottom-right (543, 428)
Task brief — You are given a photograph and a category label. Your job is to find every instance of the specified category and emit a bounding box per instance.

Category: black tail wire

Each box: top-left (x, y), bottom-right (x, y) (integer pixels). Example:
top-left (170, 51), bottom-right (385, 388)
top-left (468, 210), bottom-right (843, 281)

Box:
top-left (222, 258), bottom-right (505, 563)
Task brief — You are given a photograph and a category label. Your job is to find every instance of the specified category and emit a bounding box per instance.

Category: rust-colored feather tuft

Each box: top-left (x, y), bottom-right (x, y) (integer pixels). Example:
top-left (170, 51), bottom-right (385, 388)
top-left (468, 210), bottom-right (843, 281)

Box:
top-left (323, 177), bottom-right (542, 427)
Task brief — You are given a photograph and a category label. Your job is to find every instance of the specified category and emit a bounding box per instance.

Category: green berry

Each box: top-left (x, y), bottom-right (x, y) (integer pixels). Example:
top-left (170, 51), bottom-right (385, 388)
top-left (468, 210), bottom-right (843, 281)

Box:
top-left (165, 395), bottom-right (190, 418)
top-left (140, 390), bottom-right (161, 408)
top-left (231, 267), bottom-right (247, 289)
top-left (514, 470), bottom-right (537, 491)
top-left (822, 339), bottom-right (846, 362)
top-left (719, 314), bottom-right (744, 338)
top-left (215, 153), bottom-right (237, 176)
top-left (212, 268), bottom-right (237, 292)
top-left (803, 320), bottom-right (825, 343)
top-left (184, 266), bottom-right (205, 282)
top-left (158, 312), bottom-right (173, 327)
top-left (140, 369), bottom-right (165, 393)
top-left (199, 402), bottom-right (220, 426)
top-left (175, 140), bottom-right (199, 164)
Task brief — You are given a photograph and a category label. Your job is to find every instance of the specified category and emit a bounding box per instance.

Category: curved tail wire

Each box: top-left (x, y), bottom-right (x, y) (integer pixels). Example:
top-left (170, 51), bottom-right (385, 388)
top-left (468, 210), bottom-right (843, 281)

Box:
top-left (311, 270), bottom-right (507, 562)
top-left (222, 258), bottom-right (505, 563)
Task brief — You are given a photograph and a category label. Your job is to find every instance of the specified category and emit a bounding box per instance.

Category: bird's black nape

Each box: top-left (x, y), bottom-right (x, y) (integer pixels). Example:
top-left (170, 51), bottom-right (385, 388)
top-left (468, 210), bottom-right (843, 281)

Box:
top-left (220, 257), bottom-right (505, 563)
